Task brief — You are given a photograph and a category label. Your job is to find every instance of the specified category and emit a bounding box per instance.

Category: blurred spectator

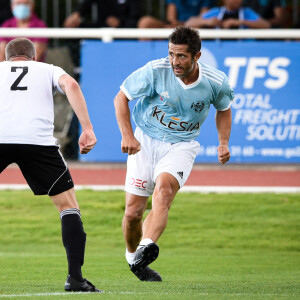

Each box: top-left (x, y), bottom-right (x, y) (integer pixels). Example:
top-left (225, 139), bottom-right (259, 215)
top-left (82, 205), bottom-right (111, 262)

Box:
top-left (0, 0), bottom-right (48, 62)
top-left (243, 0), bottom-right (286, 28)
top-left (0, 0), bottom-right (12, 25)
top-left (64, 0), bottom-right (141, 28)
top-left (185, 0), bottom-right (270, 28)
top-left (138, 0), bottom-right (216, 28)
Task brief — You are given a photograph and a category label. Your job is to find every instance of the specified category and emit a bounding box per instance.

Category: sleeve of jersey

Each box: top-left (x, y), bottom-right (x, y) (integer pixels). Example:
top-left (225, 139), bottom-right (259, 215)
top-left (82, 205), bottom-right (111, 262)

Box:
top-left (120, 62), bottom-right (154, 101)
top-left (213, 75), bottom-right (235, 111)
top-left (202, 8), bottom-right (219, 19)
top-left (52, 66), bottom-right (67, 94)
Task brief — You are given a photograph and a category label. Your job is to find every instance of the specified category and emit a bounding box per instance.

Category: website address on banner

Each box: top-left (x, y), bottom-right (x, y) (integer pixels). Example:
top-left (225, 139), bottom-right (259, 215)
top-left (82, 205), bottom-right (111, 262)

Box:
top-left (199, 146), bottom-right (300, 158)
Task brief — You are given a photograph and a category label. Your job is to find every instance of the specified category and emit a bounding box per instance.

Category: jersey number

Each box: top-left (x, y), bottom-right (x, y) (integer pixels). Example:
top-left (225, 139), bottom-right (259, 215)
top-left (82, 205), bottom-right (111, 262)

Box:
top-left (10, 66), bottom-right (28, 91)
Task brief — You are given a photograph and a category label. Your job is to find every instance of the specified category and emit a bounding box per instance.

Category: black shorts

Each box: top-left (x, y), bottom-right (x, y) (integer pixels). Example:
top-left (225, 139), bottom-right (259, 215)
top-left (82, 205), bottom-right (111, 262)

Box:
top-left (0, 144), bottom-right (74, 196)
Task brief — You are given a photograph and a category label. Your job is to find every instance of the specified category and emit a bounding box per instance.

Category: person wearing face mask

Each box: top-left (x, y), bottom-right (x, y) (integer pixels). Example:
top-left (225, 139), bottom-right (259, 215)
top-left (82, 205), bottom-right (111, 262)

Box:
top-left (0, 0), bottom-right (48, 62)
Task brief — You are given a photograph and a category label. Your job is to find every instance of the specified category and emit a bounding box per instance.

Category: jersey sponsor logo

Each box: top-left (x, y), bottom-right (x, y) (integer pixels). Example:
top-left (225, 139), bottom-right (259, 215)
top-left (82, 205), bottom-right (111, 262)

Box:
top-left (152, 106), bottom-right (200, 132)
top-left (191, 101), bottom-right (205, 113)
top-left (129, 177), bottom-right (147, 189)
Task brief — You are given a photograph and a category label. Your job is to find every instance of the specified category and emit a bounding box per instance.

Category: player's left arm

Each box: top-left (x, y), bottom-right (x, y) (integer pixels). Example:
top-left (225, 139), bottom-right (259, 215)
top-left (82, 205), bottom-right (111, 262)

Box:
top-left (216, 108), bottom-right (232, 165)
top-left (58, 74), bottom-right (97, 154)
top-left (213, 73), bottom-right (234, 164)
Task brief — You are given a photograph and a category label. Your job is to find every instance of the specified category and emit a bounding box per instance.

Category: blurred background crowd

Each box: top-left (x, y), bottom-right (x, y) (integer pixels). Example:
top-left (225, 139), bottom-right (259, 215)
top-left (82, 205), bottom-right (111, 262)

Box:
top-left (0, 0), bottom-right (299, 160)
top-left (0, 0), bottom-right (298, 63)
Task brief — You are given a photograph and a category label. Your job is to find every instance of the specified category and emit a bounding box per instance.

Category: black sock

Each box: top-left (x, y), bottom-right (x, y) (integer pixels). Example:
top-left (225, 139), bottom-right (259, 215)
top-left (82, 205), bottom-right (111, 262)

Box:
top-left (60, 208), bottom-right (86, 282)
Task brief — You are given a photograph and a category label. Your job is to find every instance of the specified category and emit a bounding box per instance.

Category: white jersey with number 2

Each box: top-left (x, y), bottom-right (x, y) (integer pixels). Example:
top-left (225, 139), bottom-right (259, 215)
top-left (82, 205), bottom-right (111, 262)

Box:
top-left (0, 61), bottom-right (66, 146)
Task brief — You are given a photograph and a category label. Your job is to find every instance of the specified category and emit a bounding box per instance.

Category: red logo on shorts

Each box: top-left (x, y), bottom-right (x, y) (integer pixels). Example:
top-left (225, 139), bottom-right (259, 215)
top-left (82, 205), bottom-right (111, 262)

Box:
top-left (129, 177), bottom-right (147, 189)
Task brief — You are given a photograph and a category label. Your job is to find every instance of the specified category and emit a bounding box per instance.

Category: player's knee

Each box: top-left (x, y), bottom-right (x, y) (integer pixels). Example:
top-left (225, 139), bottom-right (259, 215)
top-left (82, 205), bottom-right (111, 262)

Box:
top-left (154, 186), bottom-right (174, 210)
top-left (124, 209), bottom-right (143, 224)
top-left (50, 188), bottom-right (79, 212)
top-left (158, 184), bottom-right (173, 198)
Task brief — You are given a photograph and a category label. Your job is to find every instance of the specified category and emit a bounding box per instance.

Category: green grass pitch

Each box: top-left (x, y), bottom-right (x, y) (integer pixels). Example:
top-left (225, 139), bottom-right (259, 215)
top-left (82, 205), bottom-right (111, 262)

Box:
top-left (0, 190), bottom-right (299, 299)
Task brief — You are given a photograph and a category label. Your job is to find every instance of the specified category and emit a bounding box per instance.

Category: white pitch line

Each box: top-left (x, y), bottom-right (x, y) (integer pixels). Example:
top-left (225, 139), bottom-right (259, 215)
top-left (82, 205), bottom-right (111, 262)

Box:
top-left (0, 184), bottom-right (299, 193)
top-left (180, 185), bottom-right (300, 193)
top-left (0, 292), bottom-right (93, 298)
top-left (0, 292), bottom-right (293, 298)
top-left (0, 252), bottom-right (63, 257)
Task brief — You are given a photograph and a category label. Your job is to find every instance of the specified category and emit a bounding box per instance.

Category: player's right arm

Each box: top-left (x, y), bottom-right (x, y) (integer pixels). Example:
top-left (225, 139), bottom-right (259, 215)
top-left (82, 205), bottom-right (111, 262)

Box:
top-left (114, 90), bottom-right (140, 155)
top-left (58, 74), bottom-right (97, 154)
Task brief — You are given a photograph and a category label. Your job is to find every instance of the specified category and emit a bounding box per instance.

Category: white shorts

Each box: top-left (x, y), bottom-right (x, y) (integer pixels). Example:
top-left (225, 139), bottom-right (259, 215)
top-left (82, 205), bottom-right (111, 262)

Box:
top-left (125, 127), bottom-right (200, 197)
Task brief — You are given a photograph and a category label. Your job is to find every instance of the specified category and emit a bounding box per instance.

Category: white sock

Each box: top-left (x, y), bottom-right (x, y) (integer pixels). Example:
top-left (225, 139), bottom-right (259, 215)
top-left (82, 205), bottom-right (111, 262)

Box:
top-left (125, 248), bottom-right (136, 265)
top-left (137, 238), bottom-right (154, 250)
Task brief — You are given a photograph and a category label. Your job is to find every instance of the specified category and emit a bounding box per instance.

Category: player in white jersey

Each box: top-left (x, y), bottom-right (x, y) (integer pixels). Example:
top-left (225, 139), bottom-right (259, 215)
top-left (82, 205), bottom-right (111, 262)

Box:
top-left (114, 26), bottom-right (234, 281)
top-left (0, 38), bottom-right (102, 292)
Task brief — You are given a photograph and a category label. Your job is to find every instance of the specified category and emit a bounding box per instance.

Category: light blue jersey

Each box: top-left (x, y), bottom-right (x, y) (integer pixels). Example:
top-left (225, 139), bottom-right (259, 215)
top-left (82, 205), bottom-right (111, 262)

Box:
top-left (120, 57), bottom-right (234, 143)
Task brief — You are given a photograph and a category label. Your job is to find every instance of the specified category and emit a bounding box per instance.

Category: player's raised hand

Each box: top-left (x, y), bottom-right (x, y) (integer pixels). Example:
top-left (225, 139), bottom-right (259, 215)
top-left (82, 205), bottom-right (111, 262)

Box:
top-left (217, 145), bottom-right (230, 165)
top-left (79, 129), bottom-right (97, 154)
top-left (121, 136), bottom-right (141, 155)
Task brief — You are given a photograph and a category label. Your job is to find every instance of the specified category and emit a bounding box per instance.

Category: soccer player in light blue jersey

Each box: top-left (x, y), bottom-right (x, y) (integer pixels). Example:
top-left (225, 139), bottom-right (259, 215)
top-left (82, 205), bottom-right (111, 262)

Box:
top-left (114, 26), bottom-right (234, 281)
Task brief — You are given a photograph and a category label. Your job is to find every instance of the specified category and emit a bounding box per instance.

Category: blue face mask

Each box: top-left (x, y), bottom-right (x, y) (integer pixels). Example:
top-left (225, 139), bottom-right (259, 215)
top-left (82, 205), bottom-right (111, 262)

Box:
top-left (13, 4), bottom-right (31, 20)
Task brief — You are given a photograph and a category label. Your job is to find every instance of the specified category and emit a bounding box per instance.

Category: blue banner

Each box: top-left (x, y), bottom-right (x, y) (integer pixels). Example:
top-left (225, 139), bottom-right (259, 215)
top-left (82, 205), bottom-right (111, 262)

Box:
top-left (80, 40), bottom-right (300, 163)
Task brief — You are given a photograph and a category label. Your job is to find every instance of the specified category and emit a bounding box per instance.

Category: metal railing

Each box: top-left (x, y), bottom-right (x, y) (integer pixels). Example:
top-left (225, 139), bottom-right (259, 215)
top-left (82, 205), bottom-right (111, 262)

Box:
top-left (0, 28), bottom-right (300, 41)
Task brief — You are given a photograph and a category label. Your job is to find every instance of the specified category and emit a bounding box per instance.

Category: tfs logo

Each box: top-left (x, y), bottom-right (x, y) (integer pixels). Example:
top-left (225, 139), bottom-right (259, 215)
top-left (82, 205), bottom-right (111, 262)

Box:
top-left (129, 177), bottom-right (147, 189)
top-left (224, 57), bottom-right (290, 89)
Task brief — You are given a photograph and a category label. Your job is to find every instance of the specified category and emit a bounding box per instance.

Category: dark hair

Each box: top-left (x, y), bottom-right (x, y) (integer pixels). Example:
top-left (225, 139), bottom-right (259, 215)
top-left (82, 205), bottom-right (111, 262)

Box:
top-left (5, 37), bottom-right (36, 60)
top-left (169, 26), bottom-right (201, 57)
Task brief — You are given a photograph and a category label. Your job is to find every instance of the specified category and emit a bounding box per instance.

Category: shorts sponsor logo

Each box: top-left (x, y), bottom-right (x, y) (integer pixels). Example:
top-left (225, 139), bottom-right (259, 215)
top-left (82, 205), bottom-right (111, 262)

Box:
top-left (129, 177), bottom-right (147, 189)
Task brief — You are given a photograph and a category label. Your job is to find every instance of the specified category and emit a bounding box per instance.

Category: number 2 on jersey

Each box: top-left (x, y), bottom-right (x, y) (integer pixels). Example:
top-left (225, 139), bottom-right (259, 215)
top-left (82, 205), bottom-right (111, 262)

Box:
top-left (11, 66), bottom-right (28, 91)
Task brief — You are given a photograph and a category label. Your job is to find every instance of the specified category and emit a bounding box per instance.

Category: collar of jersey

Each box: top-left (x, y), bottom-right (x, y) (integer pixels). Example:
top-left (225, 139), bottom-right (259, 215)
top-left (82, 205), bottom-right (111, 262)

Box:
top-left (175, 61), bottom-right (202, 90)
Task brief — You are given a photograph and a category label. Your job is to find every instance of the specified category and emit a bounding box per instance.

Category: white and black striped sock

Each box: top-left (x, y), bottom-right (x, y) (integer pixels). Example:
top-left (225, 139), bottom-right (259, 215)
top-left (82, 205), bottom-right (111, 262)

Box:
top-left (60, 208), bottom-right (81, 220)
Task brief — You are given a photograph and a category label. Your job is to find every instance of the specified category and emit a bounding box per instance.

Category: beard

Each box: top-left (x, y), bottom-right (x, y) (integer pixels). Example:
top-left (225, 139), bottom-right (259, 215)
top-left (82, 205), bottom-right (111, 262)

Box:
top-left (172, 61), bottom-right (195, 78)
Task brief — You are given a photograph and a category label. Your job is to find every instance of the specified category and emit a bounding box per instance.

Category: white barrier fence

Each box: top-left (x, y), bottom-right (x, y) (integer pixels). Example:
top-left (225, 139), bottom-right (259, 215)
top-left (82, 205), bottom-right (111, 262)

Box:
top-left (0, 28), bottom-right (300, 42)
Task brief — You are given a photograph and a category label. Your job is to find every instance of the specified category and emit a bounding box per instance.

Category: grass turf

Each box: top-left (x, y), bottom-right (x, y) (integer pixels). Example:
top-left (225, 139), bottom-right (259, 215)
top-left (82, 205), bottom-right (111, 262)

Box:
top-left (0, 190), bottom-right (299, 299)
